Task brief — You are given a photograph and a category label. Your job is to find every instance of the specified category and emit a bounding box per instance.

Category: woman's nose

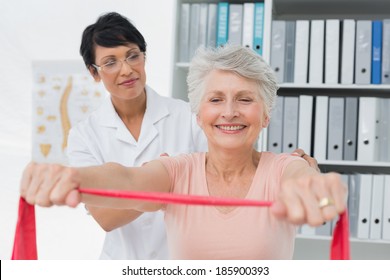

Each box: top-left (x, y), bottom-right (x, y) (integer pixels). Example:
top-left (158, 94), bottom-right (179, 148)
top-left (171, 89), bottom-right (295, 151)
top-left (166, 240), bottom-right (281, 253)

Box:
top-left (222, 102), bottom-right (239, 119)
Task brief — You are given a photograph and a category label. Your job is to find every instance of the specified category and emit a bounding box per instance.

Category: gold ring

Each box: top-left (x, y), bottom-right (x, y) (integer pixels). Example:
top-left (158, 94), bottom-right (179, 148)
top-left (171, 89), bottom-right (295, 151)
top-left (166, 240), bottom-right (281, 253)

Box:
top-left (318, 197), bottom-right (334, 209)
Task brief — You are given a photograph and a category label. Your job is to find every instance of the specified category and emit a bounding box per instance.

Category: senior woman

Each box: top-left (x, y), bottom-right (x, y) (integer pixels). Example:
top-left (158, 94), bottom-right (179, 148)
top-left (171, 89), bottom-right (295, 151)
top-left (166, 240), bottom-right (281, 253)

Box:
top-left (21, 45), bottom-right (347, 259)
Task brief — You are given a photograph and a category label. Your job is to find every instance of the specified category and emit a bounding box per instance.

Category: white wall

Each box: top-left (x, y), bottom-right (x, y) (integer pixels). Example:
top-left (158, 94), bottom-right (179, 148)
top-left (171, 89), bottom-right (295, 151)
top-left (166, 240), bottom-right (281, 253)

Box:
top-left (0, 0), bottom-right (176, 259)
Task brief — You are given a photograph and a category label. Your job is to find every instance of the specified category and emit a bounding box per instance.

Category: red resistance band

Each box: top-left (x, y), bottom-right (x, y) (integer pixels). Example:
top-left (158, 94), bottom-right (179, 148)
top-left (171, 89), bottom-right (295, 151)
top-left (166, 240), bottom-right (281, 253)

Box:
top-left (11, 189), bottom-right (350, 260)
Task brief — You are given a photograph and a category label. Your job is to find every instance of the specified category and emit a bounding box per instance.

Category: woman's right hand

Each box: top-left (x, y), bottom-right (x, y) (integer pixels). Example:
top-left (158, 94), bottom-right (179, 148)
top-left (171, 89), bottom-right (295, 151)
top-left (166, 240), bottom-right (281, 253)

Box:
top-left (20, 162), bottom-right (81, 208)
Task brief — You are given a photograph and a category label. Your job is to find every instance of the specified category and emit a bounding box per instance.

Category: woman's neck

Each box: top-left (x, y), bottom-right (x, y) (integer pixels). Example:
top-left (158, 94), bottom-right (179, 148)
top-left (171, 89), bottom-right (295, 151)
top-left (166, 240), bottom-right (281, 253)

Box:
top-left (206, 148), bottom-right (260, 179)
top-left (205, 148), bottom-right (261, 214)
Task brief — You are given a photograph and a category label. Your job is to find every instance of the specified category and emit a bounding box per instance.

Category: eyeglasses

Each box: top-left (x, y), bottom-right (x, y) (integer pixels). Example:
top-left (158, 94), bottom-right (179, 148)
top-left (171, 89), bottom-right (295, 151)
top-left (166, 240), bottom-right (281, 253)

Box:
top-left (92, 51), bottom-right (144, 74)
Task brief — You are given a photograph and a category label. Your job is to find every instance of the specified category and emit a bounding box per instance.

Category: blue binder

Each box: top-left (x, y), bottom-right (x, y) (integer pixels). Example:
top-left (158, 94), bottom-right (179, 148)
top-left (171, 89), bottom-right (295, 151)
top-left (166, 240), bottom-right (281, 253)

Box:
top-left (216, 2), bottom-right (229, 47)
top-left (253, 2), bottom-right (264, 55)
top-left (372, 20), bottom-right (383, 84)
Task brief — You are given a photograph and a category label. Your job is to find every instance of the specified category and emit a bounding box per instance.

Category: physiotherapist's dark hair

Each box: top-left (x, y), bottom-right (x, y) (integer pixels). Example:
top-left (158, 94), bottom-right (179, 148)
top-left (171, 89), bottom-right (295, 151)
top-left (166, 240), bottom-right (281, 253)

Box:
top-left (80, 12), bottom-right (147, 73)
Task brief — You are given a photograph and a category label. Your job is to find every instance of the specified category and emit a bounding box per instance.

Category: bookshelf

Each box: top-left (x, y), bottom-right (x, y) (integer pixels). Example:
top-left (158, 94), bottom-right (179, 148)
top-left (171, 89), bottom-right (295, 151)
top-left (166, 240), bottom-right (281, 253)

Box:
top-left (172, 0), bottom-right (390, 259)
top-left (172, 0), bottom-right (273, 102)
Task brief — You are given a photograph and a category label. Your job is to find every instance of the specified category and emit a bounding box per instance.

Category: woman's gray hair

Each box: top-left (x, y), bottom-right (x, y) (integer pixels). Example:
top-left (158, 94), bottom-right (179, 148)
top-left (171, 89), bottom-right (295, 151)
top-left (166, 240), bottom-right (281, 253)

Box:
top-left (187, 44), bottom-right (279, 117)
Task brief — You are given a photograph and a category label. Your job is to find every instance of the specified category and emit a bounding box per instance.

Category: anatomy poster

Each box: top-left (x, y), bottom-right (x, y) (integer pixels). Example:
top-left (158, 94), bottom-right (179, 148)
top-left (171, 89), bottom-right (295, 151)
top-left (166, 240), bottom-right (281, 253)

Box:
top-left (32, 61), bottom-right (107, 164)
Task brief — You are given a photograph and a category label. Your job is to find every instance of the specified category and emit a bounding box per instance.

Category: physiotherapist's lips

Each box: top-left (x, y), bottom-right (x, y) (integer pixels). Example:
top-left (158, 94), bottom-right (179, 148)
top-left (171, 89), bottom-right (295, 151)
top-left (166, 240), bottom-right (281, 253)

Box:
top-left (119, 78), bottom-right (138, 86)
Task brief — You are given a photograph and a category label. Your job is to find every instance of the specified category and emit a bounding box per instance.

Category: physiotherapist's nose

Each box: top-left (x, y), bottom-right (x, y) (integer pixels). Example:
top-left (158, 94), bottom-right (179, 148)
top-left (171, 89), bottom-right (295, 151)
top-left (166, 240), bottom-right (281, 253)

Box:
top-left (120, 61), bottom-right (134, 75)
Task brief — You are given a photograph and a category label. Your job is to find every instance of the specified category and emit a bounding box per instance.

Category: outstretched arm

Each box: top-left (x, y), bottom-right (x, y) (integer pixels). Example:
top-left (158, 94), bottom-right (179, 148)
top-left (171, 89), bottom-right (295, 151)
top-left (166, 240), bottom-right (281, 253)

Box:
top-left (271, 160), bottom-right (347, 226)
top-left (67, 128), bottom-right (149, 231)
top-left (20, 160), bottom-right (171, 213)
top-left (85, 207), bottom-right (144, 232)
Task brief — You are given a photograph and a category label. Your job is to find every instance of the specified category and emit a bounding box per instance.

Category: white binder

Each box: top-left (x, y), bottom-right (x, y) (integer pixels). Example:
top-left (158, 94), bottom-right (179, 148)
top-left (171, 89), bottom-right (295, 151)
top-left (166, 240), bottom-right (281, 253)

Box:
top-left (370, 175), bottom-right (385, 239)
top-left (378, 98), bottom-right (390, 162)
top-left (282, 96), bottom-right (299, 153)
top-left (343, 97), bottom-right (359, 161)
top-left (355, 20), bottom-right (372, 84)
top-left (382, 175), bottom-right (390, 240)
top-left (316, 221), bottom-right (332, 236)
top-left (284, 21), bottom-right (296, 83)
top-left (242, 3), bottom-right (255, 49)
top-left (228, 4), bottom-right (243, 45)
top-left (294, 20), bottom-right (310, 84)
top-left (258, 127), bottom-right (266, 152)
top-left (357, 174), bottom-right (373, 239)
top-left (327, 97), bottom-right (345, 160)
top-left (198, 3), bottom-right (208, 48)
top-left (331, 174), bottom-right (350, 234)
top-left (179, 3), bottom-right (191, 62)
top-left (298, 95), bottom-right (313, 156)
top-left (270, 20), bottom-right (287, 83)
top-left (313, 96), bottom-right (329, 161)
top-left (309, 20), bottom-right (325, 84)
top-left (357, 97), bottom-right (380, 162)
top-left (267, 96), bottom-right (284, 153)
top-left (189, 4), bottom-right (201, 60)
top-left (300, 225), bottom-right (316, 236)
top-left (341, 19), bottom-right (356, 84)
top-left (348, 174), bottom-right (360, 238)
top-left (382, 19), bottom-right (390, 84)
top-left (325, 19), bottom-right (340, 84)
top-left (206, 4), bottom-right (217, 48)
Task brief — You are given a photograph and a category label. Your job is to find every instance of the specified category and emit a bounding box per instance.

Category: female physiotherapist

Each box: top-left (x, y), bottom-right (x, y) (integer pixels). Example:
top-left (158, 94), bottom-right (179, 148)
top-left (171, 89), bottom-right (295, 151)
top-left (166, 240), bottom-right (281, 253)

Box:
top-left (67, 12), bottom-right (207, 260)
top-left (67, 12), bottom-right (317, 260)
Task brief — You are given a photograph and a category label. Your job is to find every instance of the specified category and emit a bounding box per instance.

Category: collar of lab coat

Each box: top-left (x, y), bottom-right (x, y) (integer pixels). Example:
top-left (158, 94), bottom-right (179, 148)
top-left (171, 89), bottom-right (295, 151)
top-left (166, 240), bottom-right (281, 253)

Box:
top-left (96, 85), bottom-right (169, 146)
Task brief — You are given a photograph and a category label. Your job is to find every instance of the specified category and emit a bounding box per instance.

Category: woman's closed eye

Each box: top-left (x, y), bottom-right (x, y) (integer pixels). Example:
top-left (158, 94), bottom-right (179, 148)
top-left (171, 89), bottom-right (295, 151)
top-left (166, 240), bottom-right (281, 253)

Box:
top-left (238, 98), bottom-right (253, 103)
top-left (209, 97), bottom-right (223, 103)
top-left (208, 97), bottom-right (253, 103)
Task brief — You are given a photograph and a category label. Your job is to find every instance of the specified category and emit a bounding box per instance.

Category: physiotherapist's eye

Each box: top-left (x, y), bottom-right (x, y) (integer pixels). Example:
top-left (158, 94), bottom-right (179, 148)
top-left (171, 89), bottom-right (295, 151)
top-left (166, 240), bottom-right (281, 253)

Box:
top-left (104, 60), bottom-right (117, 67)
top-left (131, 53), bottom-right (140, 59)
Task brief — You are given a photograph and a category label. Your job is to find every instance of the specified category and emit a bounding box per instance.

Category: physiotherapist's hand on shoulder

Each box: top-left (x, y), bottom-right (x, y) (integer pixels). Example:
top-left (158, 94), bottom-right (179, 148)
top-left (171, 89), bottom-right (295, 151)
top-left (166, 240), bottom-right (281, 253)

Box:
top-left (291, 148), bottom-right (320, 172)
top-left (141, 153), bottom-right (169, 166)
top-left (20, 162), bottom-right (81, 208)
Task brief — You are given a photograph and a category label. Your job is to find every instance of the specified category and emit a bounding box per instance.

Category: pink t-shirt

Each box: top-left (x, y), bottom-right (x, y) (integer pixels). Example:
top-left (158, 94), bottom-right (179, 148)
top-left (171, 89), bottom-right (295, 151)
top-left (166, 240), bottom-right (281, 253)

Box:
top-left (158, 152), bottom-right (304, 260)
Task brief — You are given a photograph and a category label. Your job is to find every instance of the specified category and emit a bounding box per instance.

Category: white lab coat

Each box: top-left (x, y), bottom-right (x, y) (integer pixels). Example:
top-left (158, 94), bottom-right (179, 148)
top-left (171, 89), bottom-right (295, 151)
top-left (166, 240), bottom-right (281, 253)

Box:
top-left (67, 86), bottom-right (207, 259)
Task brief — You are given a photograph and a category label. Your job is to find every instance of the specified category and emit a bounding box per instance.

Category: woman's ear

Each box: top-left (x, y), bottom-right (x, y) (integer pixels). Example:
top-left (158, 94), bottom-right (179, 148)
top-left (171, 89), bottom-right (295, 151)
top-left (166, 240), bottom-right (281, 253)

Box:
top-left (196, 113), bottom-right (203, 128)
top-left (262, 115), bottom-right (270, 128)
top-left (88, 66), bottom-right (101, 82)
